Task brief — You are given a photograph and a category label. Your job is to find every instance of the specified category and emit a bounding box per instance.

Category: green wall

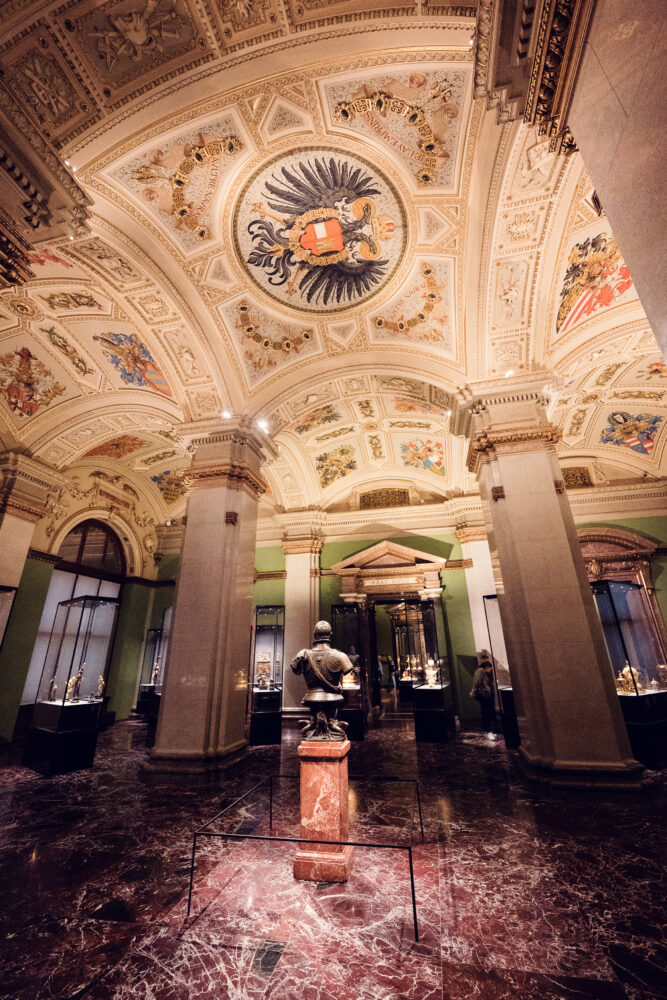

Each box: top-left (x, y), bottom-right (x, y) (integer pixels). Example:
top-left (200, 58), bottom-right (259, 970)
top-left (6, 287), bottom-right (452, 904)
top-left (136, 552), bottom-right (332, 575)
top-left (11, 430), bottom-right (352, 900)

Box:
top-left (0, 557), bottom-right (54, 743)
top-left (254, 545), bottom-right (285, 607)
top-left (157, 553), bottom-right (180, 581)
top-left (149, 583), bottom-right (175, 630)
top-left (319, 532), bottom-right (478, 718)
top-left (106, 581), bottom-right (152, 721)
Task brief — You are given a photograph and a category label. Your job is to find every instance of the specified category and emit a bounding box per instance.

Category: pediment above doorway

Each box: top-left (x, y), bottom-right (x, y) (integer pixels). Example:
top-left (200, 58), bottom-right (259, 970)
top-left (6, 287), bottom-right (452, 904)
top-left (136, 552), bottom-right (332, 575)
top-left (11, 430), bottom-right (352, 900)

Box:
top-left (330, 540), bottom-right (446, 601)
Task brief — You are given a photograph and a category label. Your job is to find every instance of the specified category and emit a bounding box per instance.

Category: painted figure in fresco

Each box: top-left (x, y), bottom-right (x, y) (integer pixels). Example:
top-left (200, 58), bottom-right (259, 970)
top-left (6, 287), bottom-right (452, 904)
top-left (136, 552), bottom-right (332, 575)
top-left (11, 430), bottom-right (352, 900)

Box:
top-left (0, 347), bottom-right (65, 418)
top-left (600, 412), bottom-right (663, 455)
top-left (247, 156), bottom-right (397, 307)
top-left (93, 332), bottom-right (172, 396)
top-left (290, 621), bottom-right (354, 740)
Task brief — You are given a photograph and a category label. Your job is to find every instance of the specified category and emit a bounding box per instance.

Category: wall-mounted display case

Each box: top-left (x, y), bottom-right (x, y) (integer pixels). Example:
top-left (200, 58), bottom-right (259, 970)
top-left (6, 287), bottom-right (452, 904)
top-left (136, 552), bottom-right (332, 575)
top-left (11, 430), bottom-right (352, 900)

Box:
top-left (249, 606), bottom-right (284, 744)
top-left (24, 595), bottom-right (119, 775)
top-left (592, 579), bottom-right (667, 767)
top-left (137, 627), bottom-right (162, 715)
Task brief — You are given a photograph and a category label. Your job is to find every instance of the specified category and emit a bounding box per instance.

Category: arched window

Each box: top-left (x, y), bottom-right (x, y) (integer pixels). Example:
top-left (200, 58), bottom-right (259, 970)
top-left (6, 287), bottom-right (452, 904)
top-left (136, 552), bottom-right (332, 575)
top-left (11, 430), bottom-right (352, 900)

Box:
top-left (57, 520), bottom-right (125, 577)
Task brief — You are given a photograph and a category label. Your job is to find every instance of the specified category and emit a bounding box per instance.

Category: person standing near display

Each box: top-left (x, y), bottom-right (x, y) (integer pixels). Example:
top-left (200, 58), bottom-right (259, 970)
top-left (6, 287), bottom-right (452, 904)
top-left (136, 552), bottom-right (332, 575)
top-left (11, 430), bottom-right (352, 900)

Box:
top-left (471, 656), bottom-right (497, 740)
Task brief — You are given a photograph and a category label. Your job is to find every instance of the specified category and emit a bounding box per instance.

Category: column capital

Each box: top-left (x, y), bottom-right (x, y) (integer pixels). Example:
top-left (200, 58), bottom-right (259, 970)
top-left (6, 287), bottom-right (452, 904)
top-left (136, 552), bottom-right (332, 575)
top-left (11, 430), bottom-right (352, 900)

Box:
top-left (282, 537), bottom-right (323, 556)
top-left (0, 452), bottom-right (68, 523)
top-left (454, 521), bottom-right (488, 544)
top-left (452, 372), bottom-right (554, 439)
top-left (181, 417), bottom-right (278, 499)
top-left (467, 421), bottom-right (562, 472)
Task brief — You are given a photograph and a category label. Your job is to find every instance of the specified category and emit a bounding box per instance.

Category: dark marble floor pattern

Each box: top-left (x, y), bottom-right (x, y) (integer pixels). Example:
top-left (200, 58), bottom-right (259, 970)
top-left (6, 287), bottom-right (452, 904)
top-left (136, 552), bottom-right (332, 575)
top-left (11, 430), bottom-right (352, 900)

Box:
top-left (0, 718), bottom-right (665, 1000)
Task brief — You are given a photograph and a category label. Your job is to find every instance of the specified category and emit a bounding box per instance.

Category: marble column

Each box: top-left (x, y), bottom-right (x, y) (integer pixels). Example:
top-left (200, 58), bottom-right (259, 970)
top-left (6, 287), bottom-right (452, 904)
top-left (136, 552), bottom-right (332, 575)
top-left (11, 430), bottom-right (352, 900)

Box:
top-left (150, 418), bottom-right (276, 773)
top-left (281, 536), bottom-right (322, 712)
top-left (454, 375), bottom-right (644, 789)
top-left (0, 453), bottom-right (65, 588)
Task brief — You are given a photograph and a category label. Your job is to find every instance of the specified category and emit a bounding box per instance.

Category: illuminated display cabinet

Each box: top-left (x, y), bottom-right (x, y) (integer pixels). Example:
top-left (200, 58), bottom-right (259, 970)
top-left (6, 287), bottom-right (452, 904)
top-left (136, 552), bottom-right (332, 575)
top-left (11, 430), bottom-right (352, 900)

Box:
top-left (592, 579), bottom-right (667, 767)
top-left (24, 595), bottom-right (119, 775)
top-left (137, 627), bottom-right (163, 715)
top-left (392, 600), bottom-right (454, 743)
top-left (249, 606), bottom-right (284, 745)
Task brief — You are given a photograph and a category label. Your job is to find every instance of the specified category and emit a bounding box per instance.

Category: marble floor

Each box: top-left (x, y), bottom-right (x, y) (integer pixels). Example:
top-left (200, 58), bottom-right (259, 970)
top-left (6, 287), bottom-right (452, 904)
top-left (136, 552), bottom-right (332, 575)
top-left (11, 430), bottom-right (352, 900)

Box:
top-left (0, 718), bottom-right (665, 1000)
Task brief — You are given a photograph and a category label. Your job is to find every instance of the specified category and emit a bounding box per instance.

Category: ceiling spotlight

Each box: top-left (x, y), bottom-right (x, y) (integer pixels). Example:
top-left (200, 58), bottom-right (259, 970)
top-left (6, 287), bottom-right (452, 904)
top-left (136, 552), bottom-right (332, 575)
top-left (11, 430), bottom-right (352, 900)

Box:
top-left (71, 165), bottom-right (77, 172)
top-left (257, 418), bottom-right (269, 433)
top-left (65, 159), bottom-right (70, 166)
top-left (165, 520), bottom-right (172, 526)
top-left (68, 235), bottom-right (74, 241)
top-left (504, 369), bottom-right (515, 377)
top-left (591, 350), bottom-right (602, 358)
top-left (221, 409), bottom-right (231, 419)
top-left (446, 409), bottom-right (452, 417)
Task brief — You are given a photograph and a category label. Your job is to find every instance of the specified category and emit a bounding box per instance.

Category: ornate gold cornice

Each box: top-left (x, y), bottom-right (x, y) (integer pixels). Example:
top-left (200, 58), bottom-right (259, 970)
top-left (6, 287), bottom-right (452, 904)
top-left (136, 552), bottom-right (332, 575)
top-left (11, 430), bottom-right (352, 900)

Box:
top-left (455, 524), bottom-right (488, 544)
top-left (254, 570), bottom-right (287, 581)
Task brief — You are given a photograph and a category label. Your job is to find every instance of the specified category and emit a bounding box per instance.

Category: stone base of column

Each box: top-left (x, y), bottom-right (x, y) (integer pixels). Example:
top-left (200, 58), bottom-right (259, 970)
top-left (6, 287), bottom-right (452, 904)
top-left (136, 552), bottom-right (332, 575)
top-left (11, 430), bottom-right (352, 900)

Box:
top-left (294, 738), bottom-right (354, 883)
top-left (144, 741), bottom-right (248, 777)
top-left (518, 747), bottom-right (648, 791)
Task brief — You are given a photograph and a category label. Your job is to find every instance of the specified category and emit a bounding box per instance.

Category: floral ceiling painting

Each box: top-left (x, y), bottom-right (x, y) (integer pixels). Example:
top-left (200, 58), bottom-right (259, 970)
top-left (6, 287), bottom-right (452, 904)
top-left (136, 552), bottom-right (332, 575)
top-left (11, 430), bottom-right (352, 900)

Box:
top-left (400, 438), bottom-right (446, 476)
top-left (93, 333), bottom-right (172, 396)
top-left (84, 435), bottom-right (147, 459)
top-left (315, 444), bottom-right (357, 487)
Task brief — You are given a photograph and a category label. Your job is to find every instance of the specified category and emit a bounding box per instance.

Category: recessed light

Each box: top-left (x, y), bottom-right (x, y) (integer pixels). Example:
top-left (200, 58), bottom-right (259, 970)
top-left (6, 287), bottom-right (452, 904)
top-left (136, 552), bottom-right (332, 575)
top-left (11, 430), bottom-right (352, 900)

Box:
top-left (504, 369), bottom-right (515, 377)
top-left (257, 419), bottom-right (269, 432)
top-left (221, 410), bottom-right (231, 419)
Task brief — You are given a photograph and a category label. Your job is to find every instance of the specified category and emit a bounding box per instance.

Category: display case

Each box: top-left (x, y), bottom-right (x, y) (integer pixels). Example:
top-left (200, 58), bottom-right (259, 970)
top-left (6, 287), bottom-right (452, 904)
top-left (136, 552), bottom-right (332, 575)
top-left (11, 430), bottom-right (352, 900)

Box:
top-left (0, 585), bottom-right (17, 651)
top-left (389, 600), bottom-right (453, 741)
top-left (482, 594), bottom-right (519, 748)
top-left (137, 627), bottom-right (162, 715)
top-left (24, 595), bottom-right (119, 775)
top-left (592, 579), bottom-right (667, 767)
top-left (249, 606), bottom-right (284, 745)
top-left (156, 606), bottom-right (172, 696)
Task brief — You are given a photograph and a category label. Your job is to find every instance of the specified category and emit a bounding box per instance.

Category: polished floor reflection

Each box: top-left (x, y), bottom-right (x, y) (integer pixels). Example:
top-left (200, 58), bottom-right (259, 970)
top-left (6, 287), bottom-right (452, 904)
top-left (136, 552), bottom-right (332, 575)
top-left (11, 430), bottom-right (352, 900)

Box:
top-left (0, 718), bottom-right (665, 1000)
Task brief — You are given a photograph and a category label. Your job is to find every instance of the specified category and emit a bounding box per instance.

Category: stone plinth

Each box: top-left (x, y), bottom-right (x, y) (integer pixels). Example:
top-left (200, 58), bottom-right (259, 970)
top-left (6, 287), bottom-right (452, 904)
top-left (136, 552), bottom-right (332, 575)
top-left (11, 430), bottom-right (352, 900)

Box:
top-left (294, 738), bottom-right (353, 883)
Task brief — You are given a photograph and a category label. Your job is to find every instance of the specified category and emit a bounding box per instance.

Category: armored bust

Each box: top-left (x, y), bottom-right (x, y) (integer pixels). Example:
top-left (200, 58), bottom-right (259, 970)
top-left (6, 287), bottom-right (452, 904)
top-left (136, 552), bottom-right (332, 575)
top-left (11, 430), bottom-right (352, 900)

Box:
top-left (290, 620), bottom-right (354, 740)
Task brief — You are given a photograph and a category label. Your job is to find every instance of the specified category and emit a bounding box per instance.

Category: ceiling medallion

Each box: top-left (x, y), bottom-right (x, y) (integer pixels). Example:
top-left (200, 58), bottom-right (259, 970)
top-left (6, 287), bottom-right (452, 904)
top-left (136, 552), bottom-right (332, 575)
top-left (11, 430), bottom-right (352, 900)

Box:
top-left (233, 148), bottom-right (407, 314)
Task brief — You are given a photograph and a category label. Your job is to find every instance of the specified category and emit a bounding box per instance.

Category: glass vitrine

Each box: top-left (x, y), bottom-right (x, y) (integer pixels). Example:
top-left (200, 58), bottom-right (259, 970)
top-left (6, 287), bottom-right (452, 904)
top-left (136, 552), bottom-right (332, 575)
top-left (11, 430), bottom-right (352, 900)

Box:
top-left (389, 599), bottom-right (453, 741)
top-left (0, 585), bottom-right (16, 650)
top-left (25, 595), bottom-right (119, 775)
top-left (249, 606), bottom-right (284, 744)
top-left (591, 580), bottom-right (667, 768)
top-left (137, 627), bottom-right (162, 714)
top-left (591, 580), bottom-right (667, 694)
top-left (33, 595), bottom-right (119, 732)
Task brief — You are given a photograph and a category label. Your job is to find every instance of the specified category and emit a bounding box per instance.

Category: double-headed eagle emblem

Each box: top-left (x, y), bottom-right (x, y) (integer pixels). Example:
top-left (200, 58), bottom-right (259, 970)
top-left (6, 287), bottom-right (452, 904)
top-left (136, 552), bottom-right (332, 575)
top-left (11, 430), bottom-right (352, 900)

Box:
top-left (245, 156), bottom-right (399, 308)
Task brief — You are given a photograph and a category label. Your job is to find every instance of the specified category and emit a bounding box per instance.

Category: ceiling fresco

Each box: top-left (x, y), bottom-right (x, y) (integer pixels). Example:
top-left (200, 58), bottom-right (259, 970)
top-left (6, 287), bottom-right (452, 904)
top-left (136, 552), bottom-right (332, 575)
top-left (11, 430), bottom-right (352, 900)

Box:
top-left (0, 0), bottom-right (665, 545)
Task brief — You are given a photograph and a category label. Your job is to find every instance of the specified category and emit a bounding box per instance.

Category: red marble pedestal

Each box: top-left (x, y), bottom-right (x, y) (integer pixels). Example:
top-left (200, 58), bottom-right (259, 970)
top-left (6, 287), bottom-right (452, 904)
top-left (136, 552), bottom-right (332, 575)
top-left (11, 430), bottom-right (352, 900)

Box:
top-left (293, 738), bottom-right (354, 883)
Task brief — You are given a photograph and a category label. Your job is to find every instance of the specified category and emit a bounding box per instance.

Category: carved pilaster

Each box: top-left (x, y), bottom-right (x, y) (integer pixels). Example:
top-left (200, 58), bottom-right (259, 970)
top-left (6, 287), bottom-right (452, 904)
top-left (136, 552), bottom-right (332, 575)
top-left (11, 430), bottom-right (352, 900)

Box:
top-left (0, 453), bottom-right (67, 523)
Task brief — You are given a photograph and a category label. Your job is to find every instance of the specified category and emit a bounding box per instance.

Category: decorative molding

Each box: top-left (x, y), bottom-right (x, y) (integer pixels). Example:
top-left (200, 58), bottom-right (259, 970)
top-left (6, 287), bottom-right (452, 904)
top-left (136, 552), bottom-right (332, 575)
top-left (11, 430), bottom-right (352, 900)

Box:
top-left (27, 547), bottom-right (60, 564)
top-left (470, 422), bottom-right (562, 470)
top-left (254, 569), bottom-right (287, 581)
top-left (183, 462), bottom-right (267, 498)
top-left (281, 537), bottom-right (323, 555)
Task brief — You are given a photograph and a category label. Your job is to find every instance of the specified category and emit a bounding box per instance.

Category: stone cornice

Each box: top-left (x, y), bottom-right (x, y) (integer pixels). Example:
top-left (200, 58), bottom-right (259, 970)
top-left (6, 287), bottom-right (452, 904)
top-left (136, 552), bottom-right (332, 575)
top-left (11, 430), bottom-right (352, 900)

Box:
top-left (281, 538), bottom-right (323, 556)
top-left (468, 422), bottom-right (562, 471)
top-left (183, 463), bottom-right (267, 498)
top-left (0, 453), bottom-right (69, 524)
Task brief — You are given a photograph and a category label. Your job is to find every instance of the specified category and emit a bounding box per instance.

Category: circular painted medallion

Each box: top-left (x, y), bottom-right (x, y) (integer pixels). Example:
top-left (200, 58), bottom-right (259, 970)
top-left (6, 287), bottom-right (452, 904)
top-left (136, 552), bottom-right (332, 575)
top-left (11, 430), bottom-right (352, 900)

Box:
top-left (233, 148), bottom-right (407, 314)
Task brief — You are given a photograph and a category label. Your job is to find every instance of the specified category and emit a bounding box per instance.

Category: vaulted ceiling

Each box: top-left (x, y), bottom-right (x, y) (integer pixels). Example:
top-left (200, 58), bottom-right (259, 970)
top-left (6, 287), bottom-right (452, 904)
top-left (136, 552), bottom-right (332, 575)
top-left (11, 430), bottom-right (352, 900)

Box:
top-left (0, 0), bottom-right (664, 551)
